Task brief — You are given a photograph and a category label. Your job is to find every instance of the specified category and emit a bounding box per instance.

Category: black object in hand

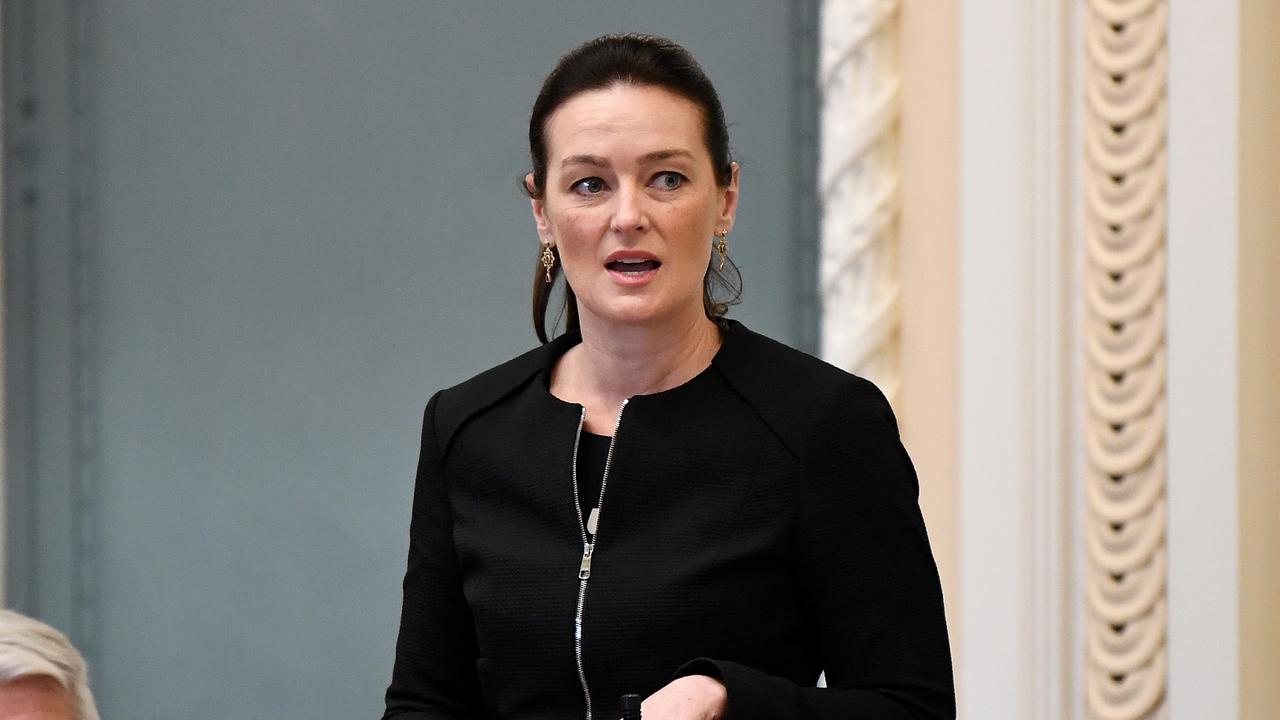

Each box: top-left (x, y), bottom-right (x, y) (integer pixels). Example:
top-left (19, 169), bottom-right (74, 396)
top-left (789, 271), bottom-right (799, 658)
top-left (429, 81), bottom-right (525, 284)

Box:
top-left (620, 693), bottom-right (642, 720)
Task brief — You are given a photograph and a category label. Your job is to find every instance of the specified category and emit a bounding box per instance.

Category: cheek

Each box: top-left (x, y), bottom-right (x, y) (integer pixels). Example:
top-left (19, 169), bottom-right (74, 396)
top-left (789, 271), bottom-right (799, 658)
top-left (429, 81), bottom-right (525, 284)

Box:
top-left (673, 189), bottom-right (720, 234)
top-left (682, 241), bottom-right (713, 287)
top-left (550, 211), bottom-right (605, 265)
top-left (662, 204), bottom-right (715, 263)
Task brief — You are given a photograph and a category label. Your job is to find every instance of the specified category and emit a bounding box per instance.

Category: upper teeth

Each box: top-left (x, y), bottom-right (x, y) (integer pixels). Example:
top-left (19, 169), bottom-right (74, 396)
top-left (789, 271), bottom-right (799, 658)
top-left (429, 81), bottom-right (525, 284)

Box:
top-left (618, 258), bottom-right (646, 263)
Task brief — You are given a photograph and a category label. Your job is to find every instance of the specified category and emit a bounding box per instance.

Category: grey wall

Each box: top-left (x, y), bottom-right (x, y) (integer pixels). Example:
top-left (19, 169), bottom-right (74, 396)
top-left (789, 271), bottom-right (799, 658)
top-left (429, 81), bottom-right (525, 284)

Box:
top-left (4, 2), bottom-right (817, 718)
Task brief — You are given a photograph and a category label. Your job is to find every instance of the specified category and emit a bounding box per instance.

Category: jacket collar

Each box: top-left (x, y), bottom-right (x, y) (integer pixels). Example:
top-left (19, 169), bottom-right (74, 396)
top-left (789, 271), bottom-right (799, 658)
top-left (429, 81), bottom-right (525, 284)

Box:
top-left (433, 318), bottom-right (809, 457)
top-left (507, 317), bottom-right (758, 389)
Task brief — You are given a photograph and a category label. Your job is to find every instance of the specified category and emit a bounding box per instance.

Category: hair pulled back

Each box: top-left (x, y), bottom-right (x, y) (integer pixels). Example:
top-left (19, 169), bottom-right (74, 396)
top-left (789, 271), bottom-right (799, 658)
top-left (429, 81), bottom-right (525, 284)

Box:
top-left (525, 33), bottom-right (742, 343)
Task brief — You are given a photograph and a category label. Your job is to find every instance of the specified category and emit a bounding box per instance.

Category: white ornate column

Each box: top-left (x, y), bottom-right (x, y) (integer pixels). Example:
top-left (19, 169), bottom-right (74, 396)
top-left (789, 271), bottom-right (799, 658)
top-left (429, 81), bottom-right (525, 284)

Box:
top-left (817, 0), bottom-right (901, 405)
top-left (1084, 1), bottom-right (1169, 718)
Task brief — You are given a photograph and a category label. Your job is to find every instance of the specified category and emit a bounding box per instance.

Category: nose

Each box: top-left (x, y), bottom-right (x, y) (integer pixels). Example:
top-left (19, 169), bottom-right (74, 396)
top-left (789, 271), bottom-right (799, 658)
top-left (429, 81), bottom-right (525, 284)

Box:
top-left (609, 184), bottom-right (649, 234)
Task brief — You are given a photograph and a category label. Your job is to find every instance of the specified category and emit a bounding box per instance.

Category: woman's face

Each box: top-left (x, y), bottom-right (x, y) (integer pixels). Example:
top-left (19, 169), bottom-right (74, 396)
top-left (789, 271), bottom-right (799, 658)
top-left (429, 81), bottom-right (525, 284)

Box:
top-left (528, 83), bottom-right (739, 330)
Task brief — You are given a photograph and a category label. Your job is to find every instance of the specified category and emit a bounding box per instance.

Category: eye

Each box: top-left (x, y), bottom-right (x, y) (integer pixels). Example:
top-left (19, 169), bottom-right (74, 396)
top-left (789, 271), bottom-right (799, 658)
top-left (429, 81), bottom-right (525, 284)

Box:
top-left (571, 177), bottom-right (606, 195)
top-left (650, 171), bottom-right (685, 190)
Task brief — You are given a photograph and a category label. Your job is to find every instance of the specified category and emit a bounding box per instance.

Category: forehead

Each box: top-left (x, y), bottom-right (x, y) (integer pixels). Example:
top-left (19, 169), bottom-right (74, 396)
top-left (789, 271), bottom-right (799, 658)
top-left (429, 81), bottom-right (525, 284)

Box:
top-left (544, 84), bottom-right (708, 164)
top-left (0, 675), bottom-right (77, 720)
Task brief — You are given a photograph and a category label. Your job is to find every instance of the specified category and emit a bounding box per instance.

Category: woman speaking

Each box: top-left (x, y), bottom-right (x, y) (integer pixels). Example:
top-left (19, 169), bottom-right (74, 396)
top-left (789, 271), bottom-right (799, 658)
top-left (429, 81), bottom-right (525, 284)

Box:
top-left (382, 33), bottom-right (954, 720)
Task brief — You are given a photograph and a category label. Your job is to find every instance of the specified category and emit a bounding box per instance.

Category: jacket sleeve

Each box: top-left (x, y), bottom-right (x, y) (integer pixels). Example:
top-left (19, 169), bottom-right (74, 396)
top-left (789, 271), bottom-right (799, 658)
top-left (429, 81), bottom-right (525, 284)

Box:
top-left (383, 392), bottom-right (488, 719)
top-left (674, 378), bottom-right (955, 719)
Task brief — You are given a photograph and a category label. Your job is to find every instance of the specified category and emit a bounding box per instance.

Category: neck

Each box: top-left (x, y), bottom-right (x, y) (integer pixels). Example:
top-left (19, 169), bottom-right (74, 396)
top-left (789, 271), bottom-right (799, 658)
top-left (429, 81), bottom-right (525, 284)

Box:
top-left (566, 306), bottom-right (722, 408)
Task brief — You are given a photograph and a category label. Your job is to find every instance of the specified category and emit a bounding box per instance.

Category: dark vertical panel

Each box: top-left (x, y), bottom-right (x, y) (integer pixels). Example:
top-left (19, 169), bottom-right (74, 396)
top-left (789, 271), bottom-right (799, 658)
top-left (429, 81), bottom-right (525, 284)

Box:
top-left (790, 0), bottom-right (822, 355)
top-left (64, 0), bottom-right (104, 668)
top-left (0, 0), bottom-right (41, 614)
top-left (3, 0), bottom-right (94, 653)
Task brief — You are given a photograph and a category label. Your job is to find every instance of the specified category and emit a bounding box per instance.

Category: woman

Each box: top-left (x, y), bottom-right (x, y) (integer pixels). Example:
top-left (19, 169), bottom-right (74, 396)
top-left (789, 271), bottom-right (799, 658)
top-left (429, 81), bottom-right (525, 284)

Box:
top-left (383, 34), bottom-right (954, 720)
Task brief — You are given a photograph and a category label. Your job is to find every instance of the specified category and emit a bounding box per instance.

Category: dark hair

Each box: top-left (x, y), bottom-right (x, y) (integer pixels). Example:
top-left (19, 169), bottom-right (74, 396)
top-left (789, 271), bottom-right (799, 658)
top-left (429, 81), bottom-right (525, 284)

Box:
top-left (525, 33), bottom-right (743, 344)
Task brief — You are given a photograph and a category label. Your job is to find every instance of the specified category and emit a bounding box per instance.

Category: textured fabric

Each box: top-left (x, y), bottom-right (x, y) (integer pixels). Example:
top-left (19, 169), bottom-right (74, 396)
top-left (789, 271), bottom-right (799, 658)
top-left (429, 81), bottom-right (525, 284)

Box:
top-left (575, 432), bottom-right (611, 532)
top-left (382, 320), bottom-right (954, 720)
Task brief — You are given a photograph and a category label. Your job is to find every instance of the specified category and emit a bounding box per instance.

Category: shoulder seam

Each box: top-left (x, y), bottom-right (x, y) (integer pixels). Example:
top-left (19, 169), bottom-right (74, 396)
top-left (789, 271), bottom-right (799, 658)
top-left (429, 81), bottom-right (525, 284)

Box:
top-left (431, 338), bottom-right (567, 454)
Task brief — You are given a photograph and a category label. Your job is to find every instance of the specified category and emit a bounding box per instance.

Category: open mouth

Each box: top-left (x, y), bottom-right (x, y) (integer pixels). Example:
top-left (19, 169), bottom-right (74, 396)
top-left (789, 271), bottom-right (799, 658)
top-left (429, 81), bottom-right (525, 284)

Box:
top-left (605, 259), bottom-right (662, 274)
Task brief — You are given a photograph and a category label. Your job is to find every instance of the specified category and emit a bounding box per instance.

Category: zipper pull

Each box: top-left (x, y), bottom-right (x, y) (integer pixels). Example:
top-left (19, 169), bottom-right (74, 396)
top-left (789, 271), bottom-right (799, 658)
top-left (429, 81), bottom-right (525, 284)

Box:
top-left (578, 542), bottom-right (595, 579)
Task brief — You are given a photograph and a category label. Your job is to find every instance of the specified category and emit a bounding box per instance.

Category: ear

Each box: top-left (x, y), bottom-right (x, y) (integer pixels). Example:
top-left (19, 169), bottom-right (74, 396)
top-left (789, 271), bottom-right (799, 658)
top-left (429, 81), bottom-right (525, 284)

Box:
top-left (526, 172), bottom-right (553, 245)
top-left (716, 161), bottom-right (741, 234)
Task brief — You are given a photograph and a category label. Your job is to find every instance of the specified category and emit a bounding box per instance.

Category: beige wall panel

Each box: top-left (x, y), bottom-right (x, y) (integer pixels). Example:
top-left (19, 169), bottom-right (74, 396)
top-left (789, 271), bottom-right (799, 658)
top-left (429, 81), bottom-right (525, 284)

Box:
top-left (898, 0), bottom-right (960, 659)
top-left (1238, 0), bottom-right (1280, 717)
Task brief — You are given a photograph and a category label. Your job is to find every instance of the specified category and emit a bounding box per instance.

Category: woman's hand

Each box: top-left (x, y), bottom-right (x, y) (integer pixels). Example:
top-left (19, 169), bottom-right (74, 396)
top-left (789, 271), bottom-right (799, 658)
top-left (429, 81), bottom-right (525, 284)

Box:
top-left (638, 674), bottom-right (727, 720)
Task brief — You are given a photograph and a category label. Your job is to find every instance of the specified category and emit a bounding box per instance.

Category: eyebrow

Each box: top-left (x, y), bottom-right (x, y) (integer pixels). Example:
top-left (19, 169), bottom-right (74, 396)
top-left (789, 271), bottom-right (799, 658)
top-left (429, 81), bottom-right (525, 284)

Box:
top-left (559, 148), bottom-right (696, 169)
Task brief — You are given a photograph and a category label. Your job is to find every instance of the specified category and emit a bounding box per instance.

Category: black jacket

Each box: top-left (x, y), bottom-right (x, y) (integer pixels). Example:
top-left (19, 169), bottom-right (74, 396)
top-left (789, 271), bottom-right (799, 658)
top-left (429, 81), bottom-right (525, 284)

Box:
top-left (383, 320), bottom-right (955, 719)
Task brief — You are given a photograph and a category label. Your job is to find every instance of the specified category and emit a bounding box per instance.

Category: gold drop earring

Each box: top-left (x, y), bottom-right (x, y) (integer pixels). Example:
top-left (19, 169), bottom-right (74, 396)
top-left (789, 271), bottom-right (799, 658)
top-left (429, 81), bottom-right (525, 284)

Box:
top-left (714, 230), bottom-right (729, 271)
top-left (541, 243), bottom-right (556, 284)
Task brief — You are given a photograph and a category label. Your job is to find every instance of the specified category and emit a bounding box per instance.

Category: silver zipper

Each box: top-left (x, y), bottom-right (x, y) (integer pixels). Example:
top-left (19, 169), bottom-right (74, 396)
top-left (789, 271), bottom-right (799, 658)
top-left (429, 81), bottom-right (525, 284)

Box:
top-left (571, 399), bottom-right (628, 720)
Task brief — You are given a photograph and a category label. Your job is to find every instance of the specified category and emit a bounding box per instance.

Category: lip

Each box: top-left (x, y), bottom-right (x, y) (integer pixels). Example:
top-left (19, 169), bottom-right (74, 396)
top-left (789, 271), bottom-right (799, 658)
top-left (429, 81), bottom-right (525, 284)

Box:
top-left (604, 249), bottom-right (661, 264)
top-left (606, 264), bottom-right (659, 286)
top-left (603, 250), bottom-right (661, 287)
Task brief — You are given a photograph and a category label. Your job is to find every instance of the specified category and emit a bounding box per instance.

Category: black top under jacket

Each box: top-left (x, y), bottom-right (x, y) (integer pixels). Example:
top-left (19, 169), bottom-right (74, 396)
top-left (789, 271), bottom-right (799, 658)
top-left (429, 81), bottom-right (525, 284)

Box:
top-left (382, 319), bottom-right (955, 720)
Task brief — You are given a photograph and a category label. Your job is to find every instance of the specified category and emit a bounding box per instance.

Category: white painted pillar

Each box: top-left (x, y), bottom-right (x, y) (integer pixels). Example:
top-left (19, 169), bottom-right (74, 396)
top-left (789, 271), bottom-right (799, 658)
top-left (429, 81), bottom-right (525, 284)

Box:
top-left (1165, 1), bottom-right (1240, 717)
top-left (958, 1), bottom-right (1079, 718)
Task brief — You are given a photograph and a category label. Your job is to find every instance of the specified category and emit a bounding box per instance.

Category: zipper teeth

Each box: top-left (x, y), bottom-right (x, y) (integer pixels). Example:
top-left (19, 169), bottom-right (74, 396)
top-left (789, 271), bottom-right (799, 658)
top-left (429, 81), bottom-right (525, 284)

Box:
top-left (571, 410), bottom-right (592, 720)
top-left (573, 578), bottom-right (591, 720)
top-left (571, 400), bottom-right (629, 720)
top-left (571, 410), bottom-right (588, 544)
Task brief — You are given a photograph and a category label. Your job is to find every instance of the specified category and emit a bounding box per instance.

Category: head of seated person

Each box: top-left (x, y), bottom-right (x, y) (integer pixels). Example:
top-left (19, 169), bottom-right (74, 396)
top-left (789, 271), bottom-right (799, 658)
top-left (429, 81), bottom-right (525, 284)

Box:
top-left (0, 610), bottom-right (100, 720)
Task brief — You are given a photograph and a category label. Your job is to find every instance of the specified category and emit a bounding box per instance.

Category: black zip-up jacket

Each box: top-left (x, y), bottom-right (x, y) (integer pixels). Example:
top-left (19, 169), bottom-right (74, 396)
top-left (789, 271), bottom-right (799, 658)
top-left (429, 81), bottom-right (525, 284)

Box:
top-left (383, 319), bottom-right (955, 719)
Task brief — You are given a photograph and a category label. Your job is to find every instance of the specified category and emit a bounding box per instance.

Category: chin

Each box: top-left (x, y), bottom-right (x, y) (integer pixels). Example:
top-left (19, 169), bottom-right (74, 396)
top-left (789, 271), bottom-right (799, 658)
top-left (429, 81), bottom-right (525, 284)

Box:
top-left (582, 295), bottom-right (674, 328)
top-left (594, 306), bottom-right (667, 327)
